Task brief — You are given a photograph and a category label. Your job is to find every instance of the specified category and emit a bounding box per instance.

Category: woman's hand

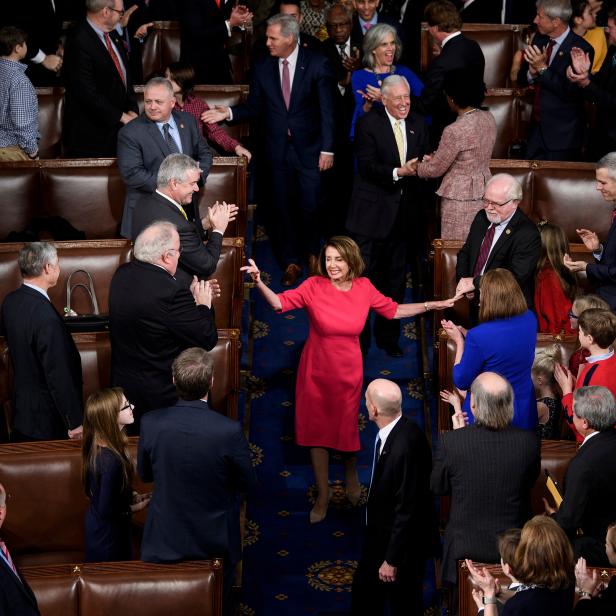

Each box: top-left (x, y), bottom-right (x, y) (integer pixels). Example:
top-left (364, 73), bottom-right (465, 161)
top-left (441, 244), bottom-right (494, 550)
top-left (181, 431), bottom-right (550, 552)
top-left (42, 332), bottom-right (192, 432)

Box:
top-left (465, 560), bottom-right (500, 596)
top-left (440, 390), bottom-right (468, 429)
top-left (240, 258), bottom-right (261, 284)
top-left (130, 491), bottom-right (152, 512)
top-left (430, 296), bottom-right (458, 310)
top-left (554, 363), bottom-right (575, 396)
top-left (575, 557), bottom-right (601, 597)
top-left (441, 319), bottom-right (465, 345)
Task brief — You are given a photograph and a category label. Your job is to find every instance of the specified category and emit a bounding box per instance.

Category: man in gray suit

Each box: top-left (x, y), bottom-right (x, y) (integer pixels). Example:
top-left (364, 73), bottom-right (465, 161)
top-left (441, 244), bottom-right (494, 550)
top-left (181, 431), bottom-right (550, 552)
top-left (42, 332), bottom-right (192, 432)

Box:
top-left (431, 372), bottom-right (540, 589)
top-left (117, 77), bottom-right (213, 237)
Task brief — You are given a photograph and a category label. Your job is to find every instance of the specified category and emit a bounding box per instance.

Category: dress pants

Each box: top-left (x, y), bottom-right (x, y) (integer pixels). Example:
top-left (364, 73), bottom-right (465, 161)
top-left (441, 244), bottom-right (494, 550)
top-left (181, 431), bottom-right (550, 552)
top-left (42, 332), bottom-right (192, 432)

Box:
top-left (269, 142), bottom-right (321, 266)
top-left (526, 123), bottom-right (581, 161)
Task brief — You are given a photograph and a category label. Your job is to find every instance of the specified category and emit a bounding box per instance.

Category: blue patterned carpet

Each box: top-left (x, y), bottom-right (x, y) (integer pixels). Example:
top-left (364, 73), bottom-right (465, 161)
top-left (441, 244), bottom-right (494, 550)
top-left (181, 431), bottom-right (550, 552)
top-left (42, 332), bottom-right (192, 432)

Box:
top-left (238, 227), bottom-right (439, 616)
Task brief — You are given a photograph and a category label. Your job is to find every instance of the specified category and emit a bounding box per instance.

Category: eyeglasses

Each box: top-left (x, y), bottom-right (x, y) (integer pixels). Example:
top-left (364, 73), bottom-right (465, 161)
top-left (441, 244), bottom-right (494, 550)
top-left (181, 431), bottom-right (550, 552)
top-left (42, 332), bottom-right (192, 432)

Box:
top-left (108, 6), bottom-right (125, 16)
top-left (482, 198), bottom-right (514, 208)
top-left (120, 402), bottom-right (134, 411)
top-left (568, 310), bottom-right (579, 319)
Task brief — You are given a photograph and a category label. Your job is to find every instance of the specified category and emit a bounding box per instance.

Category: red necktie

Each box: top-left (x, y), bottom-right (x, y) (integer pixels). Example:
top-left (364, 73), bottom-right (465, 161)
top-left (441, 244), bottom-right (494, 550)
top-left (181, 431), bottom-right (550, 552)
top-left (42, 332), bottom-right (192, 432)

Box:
top-left (281, 59), bottom-right (291, 109)
top-left (214, 0), bottom-right (220, 7)
top-left (104, 32), bottom-right (126, 86)
top-left (532, 39), bottom-right (555, 123)
top-left (0, 540), bottom-right (19, 578)
top-left (364, 23), bottom-right (373, 32)
top-left (473, 224), bottom-right (496, 277)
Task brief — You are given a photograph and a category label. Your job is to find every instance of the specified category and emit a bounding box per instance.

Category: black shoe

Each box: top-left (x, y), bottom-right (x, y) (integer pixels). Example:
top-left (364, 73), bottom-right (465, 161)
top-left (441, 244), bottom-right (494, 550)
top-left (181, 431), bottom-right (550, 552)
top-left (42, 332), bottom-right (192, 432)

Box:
top-left (378, 343), bottom-right (403, 358)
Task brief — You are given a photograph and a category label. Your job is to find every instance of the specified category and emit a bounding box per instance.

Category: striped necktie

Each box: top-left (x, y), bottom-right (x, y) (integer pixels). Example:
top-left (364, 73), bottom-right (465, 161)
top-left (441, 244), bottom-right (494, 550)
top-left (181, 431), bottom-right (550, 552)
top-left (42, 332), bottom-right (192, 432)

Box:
top-left (393, 121), bottom-right (405, 165)
top-left (0, 540), bottom-right (19, 579)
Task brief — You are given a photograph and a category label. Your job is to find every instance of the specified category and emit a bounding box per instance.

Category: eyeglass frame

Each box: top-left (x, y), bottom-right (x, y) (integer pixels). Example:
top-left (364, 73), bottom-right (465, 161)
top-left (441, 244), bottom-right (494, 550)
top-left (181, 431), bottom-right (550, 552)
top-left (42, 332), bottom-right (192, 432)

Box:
top-left (107, 6), bottom-right (126, 17)
top-left (120, 402), bottom-right (134, 411)
top-left (482, 197), bottom-right (515, 208)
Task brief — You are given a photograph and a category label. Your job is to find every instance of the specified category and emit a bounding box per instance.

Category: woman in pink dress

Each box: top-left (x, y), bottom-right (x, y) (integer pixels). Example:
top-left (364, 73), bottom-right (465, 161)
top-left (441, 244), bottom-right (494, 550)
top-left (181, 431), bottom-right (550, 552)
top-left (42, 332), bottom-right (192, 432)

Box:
top-left (242, 236), bottom-right (456, 523)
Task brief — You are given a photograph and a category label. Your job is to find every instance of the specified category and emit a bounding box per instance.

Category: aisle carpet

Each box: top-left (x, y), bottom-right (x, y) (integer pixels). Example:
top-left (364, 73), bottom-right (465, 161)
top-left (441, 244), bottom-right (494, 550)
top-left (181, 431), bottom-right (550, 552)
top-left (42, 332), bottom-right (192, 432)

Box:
top-left (238, 228), bottom-right (439, 616)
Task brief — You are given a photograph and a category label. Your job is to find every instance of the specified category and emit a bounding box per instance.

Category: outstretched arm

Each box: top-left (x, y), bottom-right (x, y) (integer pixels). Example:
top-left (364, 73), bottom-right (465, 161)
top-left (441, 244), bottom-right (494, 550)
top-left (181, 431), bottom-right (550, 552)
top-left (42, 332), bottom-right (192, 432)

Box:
top-left (241, 259), bottom-right (282, 311)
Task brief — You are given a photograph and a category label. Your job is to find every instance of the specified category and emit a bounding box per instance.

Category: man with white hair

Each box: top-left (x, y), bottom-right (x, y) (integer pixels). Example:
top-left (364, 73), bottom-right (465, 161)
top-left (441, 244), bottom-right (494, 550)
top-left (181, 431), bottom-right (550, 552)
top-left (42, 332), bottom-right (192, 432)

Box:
top-left (455, 173), bottom-right (541, 309)
top-left (109, 221), bottom-right (217, 429)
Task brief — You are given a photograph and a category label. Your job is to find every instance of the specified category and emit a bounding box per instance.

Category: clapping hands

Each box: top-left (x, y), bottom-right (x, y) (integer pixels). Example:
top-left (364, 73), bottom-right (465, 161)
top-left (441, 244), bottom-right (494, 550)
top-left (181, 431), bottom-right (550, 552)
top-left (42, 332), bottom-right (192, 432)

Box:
top-left (191, 277), bottom-right (219, 308)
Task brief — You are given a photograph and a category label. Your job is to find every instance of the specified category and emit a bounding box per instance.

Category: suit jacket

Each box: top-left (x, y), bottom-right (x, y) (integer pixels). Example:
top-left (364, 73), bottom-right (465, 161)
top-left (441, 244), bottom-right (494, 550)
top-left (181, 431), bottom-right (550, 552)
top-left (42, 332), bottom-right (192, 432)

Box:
top-left (456, 208), bottom-right (541, 308)
top-left (138, 399), bottom-right (256, 565)
top-left (365, 416), bottom-right (439, 567)
top-left (586, 218), bottom-right (616, 313)
top-left (231, 46), bottom-right (335, 167)
top-left (1, 285), bottom-right (83, 439)
top-left (555, 430), bottom-right (616, 548)
top-left (517, 30), bottom-right (594, 152)
top-left (4, 0), bottom-right (62, 59)
top-left (431, 424), bottom-right (540, 584)
top-left (131, 191), bottom-right (222, 286)
top-left (351, 14), bottom-right (399, 47)
top-left (411, 33), bottom-right (485, 144)
top-left (117, 110), bottom-right (213, 238)
top-left (109, 261), bottom-right (217, 418)
top-left (176, 0), bottom-right (234, 84)
top-left (0, 552), bottom-right (40, 616)
top-left (459, 0), bottom-right (504, 23)
top-left (346, 107), bottom-right (429, 240)
top-left (63, 20), bottom-right (138, 157)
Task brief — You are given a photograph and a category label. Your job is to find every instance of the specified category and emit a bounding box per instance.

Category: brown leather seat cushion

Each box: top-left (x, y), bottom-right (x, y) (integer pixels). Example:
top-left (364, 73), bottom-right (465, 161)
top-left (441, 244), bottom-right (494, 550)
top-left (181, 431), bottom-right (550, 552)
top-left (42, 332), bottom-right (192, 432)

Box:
top-left (36, 87), bottom-right (65, 159)
top-left (0, 163), bottom-right (40, 241)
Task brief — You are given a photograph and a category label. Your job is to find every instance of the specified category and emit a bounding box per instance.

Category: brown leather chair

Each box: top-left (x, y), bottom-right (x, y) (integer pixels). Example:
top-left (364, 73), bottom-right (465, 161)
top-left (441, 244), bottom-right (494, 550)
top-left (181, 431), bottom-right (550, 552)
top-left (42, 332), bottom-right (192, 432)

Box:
top-left (23, 560), bottom-right (223, 616)
top-left (36, 87), bottom-right (65, 159)
top-left (0, 162), bottom-right (40, 241)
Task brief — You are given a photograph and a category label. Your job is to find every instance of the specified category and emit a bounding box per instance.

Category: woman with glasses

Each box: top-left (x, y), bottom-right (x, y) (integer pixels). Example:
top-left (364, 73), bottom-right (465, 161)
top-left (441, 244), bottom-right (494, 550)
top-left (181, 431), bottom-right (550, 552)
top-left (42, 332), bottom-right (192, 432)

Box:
top-left (82, 388), bottom-right (150, 562)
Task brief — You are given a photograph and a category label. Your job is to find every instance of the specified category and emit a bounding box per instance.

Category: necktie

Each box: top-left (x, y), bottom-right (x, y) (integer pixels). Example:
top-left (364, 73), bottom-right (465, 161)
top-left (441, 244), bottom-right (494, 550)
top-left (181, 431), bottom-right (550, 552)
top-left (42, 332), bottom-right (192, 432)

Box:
top-left (163, 123), bottom-right (180, 154)
top-left (281, 59), bottom-right (291, 109)
top-left (473, 224), bottom-right (496, 277)
top-left (103, 32), bottom-right (126, 86)
top-left (338, 43), bottom-right (348, 59)
top-left (532, 39), bottom-right (555, 122)
top-left (368, 435), bottom-right (381, 493)
top-left (0, 541), bottom-right (19, 578)
top-left (393, 121), bottom-right (405, 165)
top-left (612, 209), bottom-right (616, 223)
top-left (178, 205), bottom-right (188, 220)
top-left (364, 23), bottom-right (373, 32)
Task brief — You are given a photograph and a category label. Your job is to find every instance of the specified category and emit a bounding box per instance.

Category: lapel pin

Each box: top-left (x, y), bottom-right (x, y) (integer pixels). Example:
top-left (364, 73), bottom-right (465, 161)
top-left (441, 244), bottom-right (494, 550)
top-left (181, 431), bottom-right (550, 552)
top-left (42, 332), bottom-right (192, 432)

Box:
top-left (180, 124), bottom-right (184, 129)
top-left (409, 130), bottom-right (415, 134)
top-left (558, 51), bottom-right (564, 57)
top-left (505, 229), bottom-right (511, 235)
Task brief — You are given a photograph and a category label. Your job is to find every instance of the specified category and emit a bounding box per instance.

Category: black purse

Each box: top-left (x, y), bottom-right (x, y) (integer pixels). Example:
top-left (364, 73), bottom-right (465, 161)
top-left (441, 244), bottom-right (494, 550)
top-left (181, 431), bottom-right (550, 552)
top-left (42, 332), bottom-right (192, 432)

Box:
top-left (63, 269), bottom-right (109, 332)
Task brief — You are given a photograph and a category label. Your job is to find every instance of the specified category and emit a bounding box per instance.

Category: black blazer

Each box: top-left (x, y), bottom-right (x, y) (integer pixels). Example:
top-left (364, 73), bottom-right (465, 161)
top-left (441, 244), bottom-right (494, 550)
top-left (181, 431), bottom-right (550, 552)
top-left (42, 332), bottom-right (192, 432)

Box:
top-left (117, 109), bottom-right (214, 238)
top-left (365, 416), bottom-right (439, 567)
top-left (431, 425), bottom-right (540, 584)
top-left (350, 13), bottom-right (399, 47)
top-left (555, 431), bottom-right (616, 548)
top-left (346, 106), bottom-right (429, 240)
top-left (0, 554), bottom-right (40, 616)
top-left (411, 33), bottom-right (485, 143)
top-left (176, 0), bottom-right (234, 84)
top-left (131, 191), bottom-right (222, 286)
top-left (231, 46), bottom-right (336, 167)
top-left (456, 208), bottom-right (541, 308)
top-left (1, 285), bottom-right (83, 439)
top-left (517, 30), bottom-right (594, 151)
top-left (586, 218), bottom-right (616, 312)
top-left (138, 399), bottom-right (256, 565)
top-left (109, 261), bottom-right (217, 418)
top-left (63, 20), bottom-right (138, 157)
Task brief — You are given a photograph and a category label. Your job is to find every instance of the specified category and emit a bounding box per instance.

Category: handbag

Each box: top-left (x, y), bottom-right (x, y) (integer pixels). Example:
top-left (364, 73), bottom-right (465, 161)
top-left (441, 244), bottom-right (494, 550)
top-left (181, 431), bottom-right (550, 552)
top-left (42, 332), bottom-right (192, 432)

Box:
top-left (63, 269), bottom-right (109, 332)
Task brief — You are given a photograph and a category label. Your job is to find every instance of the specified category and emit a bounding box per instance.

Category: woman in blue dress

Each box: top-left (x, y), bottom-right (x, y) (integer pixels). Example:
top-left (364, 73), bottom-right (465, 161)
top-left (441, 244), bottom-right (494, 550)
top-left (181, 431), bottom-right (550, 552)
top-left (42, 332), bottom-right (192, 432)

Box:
top-left (82, 388), bottom-right (150, 562)
top-left (350, 23), bottom-right (424, 136)
top-left (442, 268), bottom-right (538, 431)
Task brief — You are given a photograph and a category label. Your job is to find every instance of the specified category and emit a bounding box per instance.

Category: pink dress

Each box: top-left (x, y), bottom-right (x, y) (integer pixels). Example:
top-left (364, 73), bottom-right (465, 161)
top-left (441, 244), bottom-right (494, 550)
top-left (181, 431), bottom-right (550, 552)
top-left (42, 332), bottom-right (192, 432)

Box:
top-left (278, 276), bottom-right (397, 452)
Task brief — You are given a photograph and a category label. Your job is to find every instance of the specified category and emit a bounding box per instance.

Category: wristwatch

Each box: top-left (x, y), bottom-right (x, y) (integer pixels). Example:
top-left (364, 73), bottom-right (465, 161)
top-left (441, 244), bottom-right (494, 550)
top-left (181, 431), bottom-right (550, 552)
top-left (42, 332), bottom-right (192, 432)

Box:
top-left (482, 596), bottom-right (498, 605)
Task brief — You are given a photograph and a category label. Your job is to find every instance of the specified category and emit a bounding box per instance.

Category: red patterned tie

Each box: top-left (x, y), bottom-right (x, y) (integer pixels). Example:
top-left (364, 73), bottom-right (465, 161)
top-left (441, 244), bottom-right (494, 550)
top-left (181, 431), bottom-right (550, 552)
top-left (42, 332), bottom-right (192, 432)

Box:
top-left (0, 540), bottom-right (18, 577)
top-left (532, 39), bottom-right (555, 122)
top-left (104, 32), bottom-right (126, 86)
top-left (473, 224), bottom-right (496, 277)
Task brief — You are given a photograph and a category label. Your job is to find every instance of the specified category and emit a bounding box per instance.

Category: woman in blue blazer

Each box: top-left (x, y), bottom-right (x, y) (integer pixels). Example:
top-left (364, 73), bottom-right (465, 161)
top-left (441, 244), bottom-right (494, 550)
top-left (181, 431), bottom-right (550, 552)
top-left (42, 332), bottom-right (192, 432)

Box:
top-left (442, 268), bottom-right (538, 431)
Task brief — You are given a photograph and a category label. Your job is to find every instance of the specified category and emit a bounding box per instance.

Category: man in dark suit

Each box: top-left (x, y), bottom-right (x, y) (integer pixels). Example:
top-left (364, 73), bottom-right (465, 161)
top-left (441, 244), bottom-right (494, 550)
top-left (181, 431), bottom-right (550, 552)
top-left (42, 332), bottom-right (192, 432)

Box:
top-left (0, 483), bottom-right (40, 615)
top-left (109, 221), bottom-right (217, 428)
top-left (117, 77), bottom-right (214, 237)
top-left (351, 379), bottom-right (438, 615)
top-left (138, 347), bottom-right (256, 615)
top-left (517, 0), bottom-right (594, 160)
top-left (346, 74), bottom-right (429, 356)
top-left (547, 386), bottom-right (616, 566)
top-left (458, 0), bottom-right (504, 23)
top-left (321, 3), bottom-right (362, 236)
top-left (455, 173), bottom-right (541, 310)
top-left (203, 13), bottom-right (335, 285)
top-left (563, 153), bottom-right (616, 312)
top-left (62, 0), bottom-right (139, 157)
top-left (431, 372), bottom-right (540, 588)
top-left (176, 0), bottom-right (252, 84)
top-left (567, 8), bottom-right (616, 158)
top-left (1, 243), bottom-right (83, 442)
top-left (352, 0), bottom-right (399, 45)
top-left (412, 0), bottom-right (485, 146)
top-left (132, 154), bottom-right (233, 286)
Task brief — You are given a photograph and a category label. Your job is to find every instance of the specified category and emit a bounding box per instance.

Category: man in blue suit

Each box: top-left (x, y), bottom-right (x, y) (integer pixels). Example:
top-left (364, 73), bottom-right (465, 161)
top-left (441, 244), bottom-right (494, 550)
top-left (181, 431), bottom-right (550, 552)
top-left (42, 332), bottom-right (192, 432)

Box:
top-left (564, 152), bottom-right (616, 311)
top-left (117, 77), bottom-right (213, 237)
top-left (203, 13), bottom-right (335, 285)
top-left (138, 347), bottom-right (256, 615)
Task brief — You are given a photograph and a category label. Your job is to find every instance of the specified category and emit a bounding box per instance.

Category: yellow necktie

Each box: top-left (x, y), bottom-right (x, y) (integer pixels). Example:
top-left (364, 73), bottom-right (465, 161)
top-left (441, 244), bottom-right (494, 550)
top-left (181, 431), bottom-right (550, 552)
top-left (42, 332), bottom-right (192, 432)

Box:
top-left (178, 206), bottom-right (188, 220)
top-left (393, 121), bottom-right (405, 166)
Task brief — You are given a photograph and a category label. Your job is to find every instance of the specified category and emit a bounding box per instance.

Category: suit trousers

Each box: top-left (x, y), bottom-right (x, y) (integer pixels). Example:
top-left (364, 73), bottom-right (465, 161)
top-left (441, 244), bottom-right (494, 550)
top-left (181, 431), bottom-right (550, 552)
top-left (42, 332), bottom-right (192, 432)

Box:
top-left (269, 142), bottom-right (321, 265)
top-left (526, 123), bottom-right (581, 161)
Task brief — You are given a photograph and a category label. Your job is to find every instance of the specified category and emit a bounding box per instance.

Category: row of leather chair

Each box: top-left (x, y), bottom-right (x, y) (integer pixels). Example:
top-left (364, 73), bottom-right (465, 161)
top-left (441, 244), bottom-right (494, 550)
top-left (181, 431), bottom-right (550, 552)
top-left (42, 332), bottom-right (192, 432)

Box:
top-left (35, 85), bottom-right (250, 159)
top-left (0, 157), bottom-right (248, 241)
top-left (21, 560), bottom-right (223, 616)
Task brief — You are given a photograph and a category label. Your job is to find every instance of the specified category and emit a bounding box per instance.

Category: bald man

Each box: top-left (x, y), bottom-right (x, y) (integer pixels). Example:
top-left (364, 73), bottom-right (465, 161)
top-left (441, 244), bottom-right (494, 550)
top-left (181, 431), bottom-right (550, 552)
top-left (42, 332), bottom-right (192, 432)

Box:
top-left (351, 379), bottom-right (439, 616)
